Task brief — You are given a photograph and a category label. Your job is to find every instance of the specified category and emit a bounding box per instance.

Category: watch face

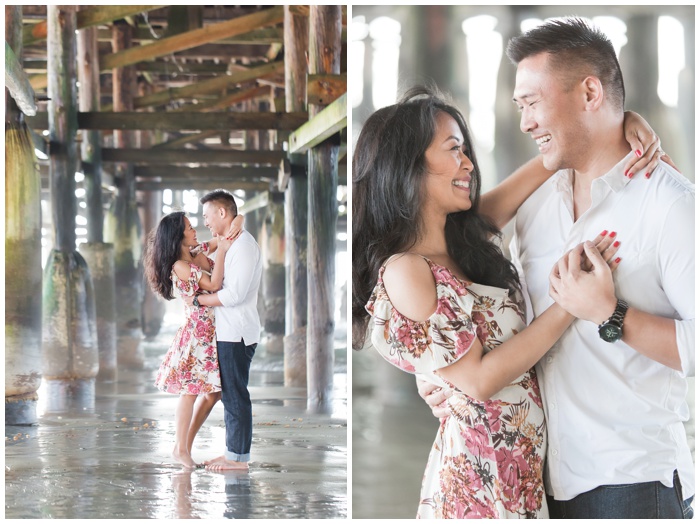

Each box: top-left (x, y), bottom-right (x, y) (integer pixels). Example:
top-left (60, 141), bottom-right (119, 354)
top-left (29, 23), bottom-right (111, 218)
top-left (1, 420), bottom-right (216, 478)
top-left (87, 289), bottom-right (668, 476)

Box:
top-left (599, 323), bottom-right (622, 342)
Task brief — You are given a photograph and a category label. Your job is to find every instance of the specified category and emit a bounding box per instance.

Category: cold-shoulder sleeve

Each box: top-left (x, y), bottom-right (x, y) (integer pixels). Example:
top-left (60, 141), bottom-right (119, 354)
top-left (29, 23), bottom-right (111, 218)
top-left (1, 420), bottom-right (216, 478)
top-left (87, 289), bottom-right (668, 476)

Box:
top-left (365, 273), bottom-right (478, 375)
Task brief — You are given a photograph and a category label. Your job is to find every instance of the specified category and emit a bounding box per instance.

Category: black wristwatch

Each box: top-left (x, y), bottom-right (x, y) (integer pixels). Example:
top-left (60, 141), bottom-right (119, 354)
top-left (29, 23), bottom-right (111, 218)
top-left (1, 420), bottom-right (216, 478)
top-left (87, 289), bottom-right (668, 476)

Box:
top-left (193, 295), bottom-right (200, 308)
top-left (598, 299), bottom-right (629, 343)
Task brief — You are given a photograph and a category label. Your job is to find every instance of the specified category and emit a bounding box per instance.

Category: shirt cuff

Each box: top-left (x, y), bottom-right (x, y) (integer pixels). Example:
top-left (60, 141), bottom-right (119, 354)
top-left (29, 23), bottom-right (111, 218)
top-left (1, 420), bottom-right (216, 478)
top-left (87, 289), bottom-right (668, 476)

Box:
top-left (675, 318), bottom-right (695, 377)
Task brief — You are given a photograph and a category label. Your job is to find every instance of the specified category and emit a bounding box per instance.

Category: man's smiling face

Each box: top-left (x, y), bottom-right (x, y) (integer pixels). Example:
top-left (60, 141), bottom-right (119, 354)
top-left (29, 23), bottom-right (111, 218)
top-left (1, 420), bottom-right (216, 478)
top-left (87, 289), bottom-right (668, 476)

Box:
top-left (513, 52), bottom-right (589, 172)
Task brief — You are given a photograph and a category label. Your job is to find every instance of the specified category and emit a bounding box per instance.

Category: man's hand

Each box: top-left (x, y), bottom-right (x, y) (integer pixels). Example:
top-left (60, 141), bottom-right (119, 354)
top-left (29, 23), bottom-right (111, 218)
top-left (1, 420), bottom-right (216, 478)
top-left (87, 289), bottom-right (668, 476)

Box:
top-left (549, 241), bottom-right (618, 325)
top-left (416, 376), bottom-right (453, 420)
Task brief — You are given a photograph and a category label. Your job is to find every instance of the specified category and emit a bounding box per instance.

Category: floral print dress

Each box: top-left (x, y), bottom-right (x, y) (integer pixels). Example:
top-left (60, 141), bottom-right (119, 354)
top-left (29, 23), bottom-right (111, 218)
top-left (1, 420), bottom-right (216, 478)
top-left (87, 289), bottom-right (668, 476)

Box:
top-left (366, 257), bottom-right (547, 519)
top-left (154, 252), bottom-right (221, 395)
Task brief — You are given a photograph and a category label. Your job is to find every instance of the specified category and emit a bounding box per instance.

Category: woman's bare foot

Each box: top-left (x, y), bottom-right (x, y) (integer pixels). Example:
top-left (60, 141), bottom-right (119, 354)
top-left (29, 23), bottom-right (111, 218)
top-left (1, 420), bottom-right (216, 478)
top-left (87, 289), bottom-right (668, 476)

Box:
top-left (172, 447), bottom-right (198, 468)
top-left (204, 455), bottom-right (249, 471)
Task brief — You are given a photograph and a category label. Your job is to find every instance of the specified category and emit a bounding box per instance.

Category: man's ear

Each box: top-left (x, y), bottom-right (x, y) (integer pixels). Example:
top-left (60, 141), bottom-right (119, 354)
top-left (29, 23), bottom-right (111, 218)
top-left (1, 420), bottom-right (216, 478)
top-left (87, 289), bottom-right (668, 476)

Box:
top-left (582, 76), bottom-right (604, 111)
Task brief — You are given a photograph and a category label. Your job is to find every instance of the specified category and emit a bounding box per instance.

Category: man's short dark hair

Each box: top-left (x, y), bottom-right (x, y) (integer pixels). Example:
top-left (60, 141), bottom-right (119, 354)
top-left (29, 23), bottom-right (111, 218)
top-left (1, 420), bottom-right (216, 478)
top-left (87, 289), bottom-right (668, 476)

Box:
top-left (506, 17), bottom-right (625, 111)
top-left (200, 188), bottom-right (238, 217)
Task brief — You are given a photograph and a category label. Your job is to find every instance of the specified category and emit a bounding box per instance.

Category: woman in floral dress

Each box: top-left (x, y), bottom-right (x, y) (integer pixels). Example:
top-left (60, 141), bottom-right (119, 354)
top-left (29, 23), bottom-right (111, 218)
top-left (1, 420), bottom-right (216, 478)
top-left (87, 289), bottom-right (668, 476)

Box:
top-left (352, 87), bottom-right (657, 518)
top-left (145, 211), bottom-right (241, 468)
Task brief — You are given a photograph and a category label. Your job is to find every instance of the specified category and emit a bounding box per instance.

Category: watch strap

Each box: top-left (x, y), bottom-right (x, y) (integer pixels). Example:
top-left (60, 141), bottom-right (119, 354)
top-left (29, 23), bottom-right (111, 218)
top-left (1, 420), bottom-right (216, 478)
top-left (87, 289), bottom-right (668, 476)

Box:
top-left (600, 299), bottom-right (629, 329)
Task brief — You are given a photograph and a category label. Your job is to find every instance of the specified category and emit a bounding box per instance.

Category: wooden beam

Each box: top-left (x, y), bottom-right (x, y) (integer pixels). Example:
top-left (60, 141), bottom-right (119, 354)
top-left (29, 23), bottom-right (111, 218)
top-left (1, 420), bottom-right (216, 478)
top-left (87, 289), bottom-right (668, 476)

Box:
top-left (152, 130), bottom-right (220, 149)
top-left (102, 148), bottom-right (284, 166)
top-left (288, 93), bottom-right (346, 154)
top-left (134, 166), bottom-right (277, 179)
top-left (23, 6), bottom-right (161, 46)
top-left (5, 41), bottom-right (37, 115)
top-left (26, 111), bottom-right (308, 131)
top-left (307, 74), bottom-right (346, 106)
top-left (136, 180), bottom-right (270, 191)
top-left (239, 191), bottom-right (269, 213)
top-left (129, 60), bottom-right (284, 110)
top-left (100, 6), bottom-right (284, 71)
top-left (174, 85), bottom-right (271, 112)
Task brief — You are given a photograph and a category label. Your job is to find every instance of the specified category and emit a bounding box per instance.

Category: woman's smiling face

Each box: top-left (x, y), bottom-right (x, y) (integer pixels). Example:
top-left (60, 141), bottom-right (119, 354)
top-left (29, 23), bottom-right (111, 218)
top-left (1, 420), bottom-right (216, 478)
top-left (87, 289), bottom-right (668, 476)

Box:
top-left (422, 111), bottom-right (475, 217)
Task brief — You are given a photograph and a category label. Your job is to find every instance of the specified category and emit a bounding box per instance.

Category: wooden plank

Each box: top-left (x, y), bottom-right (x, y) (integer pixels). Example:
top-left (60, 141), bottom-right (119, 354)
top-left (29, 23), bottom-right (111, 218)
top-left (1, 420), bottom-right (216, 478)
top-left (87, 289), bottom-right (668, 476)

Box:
top-left (134, 165), bottom-right (277, 179)
top-left (102, 148), bottom-right (284, 165)
top-left (307, 73), bottom-right (346, 106)
top-left (239, 191), bottom-right (269, 213)
top-left (5, 41), bottom-right (37, 115)
top-left (152, 130), bottom-right (220, 149)
top-left (23, 5), bottom-right (161, 46)
top-left (136, 180), bottom-right (270, 191)
top-left (101, 6), bottom-right (284, 71)
top-left (27, 111), bottom-right (308, 131)
top-left (130, 60), bottom-right (284, 110)
top-left (174, 85), bottom-right (271, 113)
top-left (288, 93), bottom-right (346, 154)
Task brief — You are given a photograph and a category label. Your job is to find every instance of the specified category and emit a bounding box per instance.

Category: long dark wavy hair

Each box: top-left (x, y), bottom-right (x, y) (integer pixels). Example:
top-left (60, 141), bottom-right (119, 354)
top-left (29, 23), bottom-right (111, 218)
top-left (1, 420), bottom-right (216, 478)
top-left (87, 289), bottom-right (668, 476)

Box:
top-left (352, 86), bottom-right (521, 349)
top-left (144, 211), bottom-right (187, 300)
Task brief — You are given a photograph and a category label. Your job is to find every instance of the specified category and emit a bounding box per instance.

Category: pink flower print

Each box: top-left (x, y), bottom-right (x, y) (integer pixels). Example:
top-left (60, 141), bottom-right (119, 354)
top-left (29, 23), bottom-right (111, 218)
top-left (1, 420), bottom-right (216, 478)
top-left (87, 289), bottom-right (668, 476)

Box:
top-left (203, 360), bottom-right (217, 372)
top-left (435, 296), bottom-right (458, 321)
top-left (495, 447), bottom-right (527, 512)
top-left (194, 319), bottom-right (209, 340)
top-left (204, 345), bottom-right (215, 357)
top-left (485, 402), bottom-right (503, 433)
top-left (187, 383), bottom-right (200, 395)
top-left (461, 425), bottom-right (494, 461)
top-left (454, 328), bottom-right (475, 356)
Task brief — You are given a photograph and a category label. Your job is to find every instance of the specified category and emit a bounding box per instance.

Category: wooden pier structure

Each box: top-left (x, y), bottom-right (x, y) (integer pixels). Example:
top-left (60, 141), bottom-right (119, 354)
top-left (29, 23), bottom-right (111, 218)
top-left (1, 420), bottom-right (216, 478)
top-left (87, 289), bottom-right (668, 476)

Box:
top-left (5, 5), bottom-right (347, 423)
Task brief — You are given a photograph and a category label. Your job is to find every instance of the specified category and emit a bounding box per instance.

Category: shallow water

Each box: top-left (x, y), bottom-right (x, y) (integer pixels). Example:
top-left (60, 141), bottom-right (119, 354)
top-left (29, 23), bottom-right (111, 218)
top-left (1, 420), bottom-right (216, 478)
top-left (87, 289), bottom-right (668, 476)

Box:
top-left (6, 312), bottom-right (348, 519)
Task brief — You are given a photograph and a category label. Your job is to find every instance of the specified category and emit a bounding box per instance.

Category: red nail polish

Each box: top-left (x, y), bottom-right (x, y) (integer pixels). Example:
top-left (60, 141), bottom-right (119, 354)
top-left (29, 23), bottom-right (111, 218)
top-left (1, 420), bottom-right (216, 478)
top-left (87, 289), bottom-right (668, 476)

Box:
top-left (600, 230), bottom-right (608, 237)
top-left (613, 241), bottom-right (620, 247)
top-left (609, 231), bottom-right (617, 238)
top-left (635, 150), bottom-right (642, 157)
top-left (624, 170), bottom-right (629, 177)
top-left (614, 257), bottom-right (622, 263)
top-left (645, 172), bottom-right (651, 179)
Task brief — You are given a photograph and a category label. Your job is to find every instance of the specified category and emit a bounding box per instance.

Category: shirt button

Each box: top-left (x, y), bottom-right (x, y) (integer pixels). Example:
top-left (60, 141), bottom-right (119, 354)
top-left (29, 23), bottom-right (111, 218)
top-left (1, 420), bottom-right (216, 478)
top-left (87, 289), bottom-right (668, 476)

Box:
top-left (550, 402), bottom-right (557, 410)
top-left (551, 449), bottom-right (559, 456)
top-left (546, 356), bottom-right (554, 363)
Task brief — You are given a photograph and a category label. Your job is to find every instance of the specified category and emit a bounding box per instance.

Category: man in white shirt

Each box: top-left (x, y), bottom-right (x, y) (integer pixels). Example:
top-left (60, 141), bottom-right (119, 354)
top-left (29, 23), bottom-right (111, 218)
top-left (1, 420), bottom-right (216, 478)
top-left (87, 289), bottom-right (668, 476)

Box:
top-left (191, 189), bottom-right (263, 471)
top-left (420, 17), bottom-right (694, 518)
top-left (505, 18), bottom-right (694, 518)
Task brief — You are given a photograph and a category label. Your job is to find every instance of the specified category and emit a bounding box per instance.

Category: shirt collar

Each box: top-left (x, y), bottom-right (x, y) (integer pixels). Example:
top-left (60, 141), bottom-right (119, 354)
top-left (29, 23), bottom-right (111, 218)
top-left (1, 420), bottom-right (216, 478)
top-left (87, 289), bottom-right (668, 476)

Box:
top-left (550, 151), bottom-right (636, 193)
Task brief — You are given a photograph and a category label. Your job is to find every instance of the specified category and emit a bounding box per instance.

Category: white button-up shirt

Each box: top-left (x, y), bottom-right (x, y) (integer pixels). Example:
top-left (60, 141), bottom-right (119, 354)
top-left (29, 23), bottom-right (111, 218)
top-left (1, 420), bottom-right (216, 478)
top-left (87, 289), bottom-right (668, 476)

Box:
top-left (509, 153), bottom-right (695, 501)
top-left (214, 230), bottom-right (262, 345)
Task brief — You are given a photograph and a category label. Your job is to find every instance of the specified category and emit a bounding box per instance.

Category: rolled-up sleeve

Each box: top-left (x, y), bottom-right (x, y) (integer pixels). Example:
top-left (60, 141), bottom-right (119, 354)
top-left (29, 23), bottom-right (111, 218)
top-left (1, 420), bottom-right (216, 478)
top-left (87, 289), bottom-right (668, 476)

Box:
top-left (658, 190), bottom-right (695, 377)
top-left (217, 238), bottom-right (260, 308)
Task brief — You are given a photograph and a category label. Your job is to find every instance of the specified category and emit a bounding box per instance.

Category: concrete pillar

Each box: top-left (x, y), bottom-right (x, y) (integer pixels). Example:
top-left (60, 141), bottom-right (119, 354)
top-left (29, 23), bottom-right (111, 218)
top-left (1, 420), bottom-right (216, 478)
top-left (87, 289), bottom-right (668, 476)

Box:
top-left (104, 20), bottom-right (144, 368)
top-left (77, 10), bottom-right (117, 381)
top-left (283, 5), bottom-right (309, 387)
top-left (306, 6), bottom-right (341, 412)
top-left (5, 5), bottom-right (42, 425)
top-left (260, 194), bottom-right (286, 355)
top-left (43, 5), bottom-right (99, 410)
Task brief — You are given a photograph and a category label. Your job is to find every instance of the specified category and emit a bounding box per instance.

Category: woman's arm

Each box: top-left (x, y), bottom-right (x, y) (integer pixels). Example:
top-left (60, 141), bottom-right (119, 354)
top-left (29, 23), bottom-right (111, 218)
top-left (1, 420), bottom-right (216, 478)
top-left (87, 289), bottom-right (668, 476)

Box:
top-left (437, 303), bottom-right (573, 401)
top-left (384, 252), bottom-right (572, 402)
top-left (196, 237), bottom-right (233, 292)
top-left (480, 111), bottom-right (668, 230)
top-left (480, 155), bottom-right (553, 230)
top-left (193, 214), bottom-right (245, 256)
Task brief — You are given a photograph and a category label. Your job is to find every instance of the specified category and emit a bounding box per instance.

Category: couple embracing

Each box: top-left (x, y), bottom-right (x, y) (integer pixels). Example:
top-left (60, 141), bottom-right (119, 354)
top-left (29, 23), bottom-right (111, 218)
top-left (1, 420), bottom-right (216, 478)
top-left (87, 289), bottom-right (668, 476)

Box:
top-left (145, 189), bottom-right (262, 471)
top-left (353, 18), bottom-right (694, 519)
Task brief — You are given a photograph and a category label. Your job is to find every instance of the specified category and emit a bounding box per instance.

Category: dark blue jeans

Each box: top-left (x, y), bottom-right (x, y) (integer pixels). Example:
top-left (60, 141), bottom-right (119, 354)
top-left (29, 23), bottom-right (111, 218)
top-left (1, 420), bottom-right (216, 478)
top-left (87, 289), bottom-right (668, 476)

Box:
top-left (547, 471), bottom-right (694, 519)
top-left (217, 340), bottom-right (256, 462)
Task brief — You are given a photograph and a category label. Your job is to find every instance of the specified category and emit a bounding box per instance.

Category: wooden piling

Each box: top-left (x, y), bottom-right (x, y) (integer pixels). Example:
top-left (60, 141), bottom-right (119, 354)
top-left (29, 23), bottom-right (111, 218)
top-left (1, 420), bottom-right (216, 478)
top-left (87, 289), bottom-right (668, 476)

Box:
top-left (283, 5), bottom-right (309, 387)
top-left (43, 5), bottom-right (99, 403)
top-left (5, 5), bottom-right (43, 425)
top-left (261, 193), bottom-right (286, 355)
top-left (77, 12), bottom-right (117, 381)
top-left (104, 20), bottom-right (144, 369)
top-left (306, 6), bottom-right (341, 412)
